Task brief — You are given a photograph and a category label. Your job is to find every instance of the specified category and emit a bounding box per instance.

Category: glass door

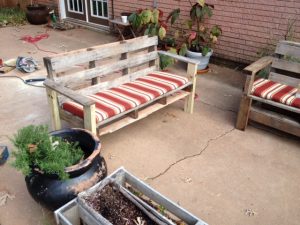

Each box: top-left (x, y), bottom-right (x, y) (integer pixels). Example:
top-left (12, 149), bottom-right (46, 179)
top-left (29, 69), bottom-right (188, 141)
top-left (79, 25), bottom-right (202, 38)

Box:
top-left (65, 0), bottom-right (86, 21)
top-left (87, 0), bottom-right (109, 26)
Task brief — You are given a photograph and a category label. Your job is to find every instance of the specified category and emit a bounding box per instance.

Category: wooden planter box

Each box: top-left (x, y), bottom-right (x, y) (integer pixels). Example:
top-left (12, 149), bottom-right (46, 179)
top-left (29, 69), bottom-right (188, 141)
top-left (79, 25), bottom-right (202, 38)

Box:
top-left (55, 167), bottom-right (208, 225)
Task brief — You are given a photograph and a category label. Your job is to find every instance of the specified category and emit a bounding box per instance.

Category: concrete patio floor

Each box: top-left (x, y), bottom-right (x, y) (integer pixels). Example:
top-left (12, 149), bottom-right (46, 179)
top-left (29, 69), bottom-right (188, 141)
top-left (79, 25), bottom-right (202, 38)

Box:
top-left (0, 25), bottom-right (299, 225)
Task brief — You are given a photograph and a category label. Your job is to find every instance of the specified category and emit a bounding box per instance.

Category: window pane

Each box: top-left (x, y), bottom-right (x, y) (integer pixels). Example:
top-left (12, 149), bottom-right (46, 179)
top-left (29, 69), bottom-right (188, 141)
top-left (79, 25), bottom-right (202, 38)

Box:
top-left (103, 2), bottom-right (108, 17)
top-left (97, 1), bottom-right (102, 16)
top-left (69, 0), bottom-right (73, 10)
top-left (74, 0), bottom-right (78, 11)
top-left (92, 0), bottom-right (97, 15)
top-left (79, 0), bottom-right (82, 12)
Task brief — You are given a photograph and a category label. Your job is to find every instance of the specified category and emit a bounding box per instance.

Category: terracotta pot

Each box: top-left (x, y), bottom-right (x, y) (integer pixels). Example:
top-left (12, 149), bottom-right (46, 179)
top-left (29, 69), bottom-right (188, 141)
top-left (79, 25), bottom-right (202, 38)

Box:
top-left (26, 4), bottom-right (49, 25)
top-left (25, 128), bottom-right (107, 211)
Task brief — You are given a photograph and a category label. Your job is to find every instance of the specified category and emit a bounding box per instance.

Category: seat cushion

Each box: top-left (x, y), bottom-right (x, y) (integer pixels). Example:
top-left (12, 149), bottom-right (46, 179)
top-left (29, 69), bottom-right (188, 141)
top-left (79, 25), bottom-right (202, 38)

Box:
top-left (62, 71), bottom-right (189, 123)
top-left (251, 78), bottom-right (300, 109)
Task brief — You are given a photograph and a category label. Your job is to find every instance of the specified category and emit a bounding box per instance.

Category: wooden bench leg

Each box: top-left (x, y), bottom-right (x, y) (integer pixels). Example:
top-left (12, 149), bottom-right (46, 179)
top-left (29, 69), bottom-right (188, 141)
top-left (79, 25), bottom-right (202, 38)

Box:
top-left (236, 95), bottom-right (252, 130)
top-left (184, 63), bottom-right (197, 114)
top-left (46, 88), bottom-right (61, 130)
top-left (84, 104), bottom-right (97, 134)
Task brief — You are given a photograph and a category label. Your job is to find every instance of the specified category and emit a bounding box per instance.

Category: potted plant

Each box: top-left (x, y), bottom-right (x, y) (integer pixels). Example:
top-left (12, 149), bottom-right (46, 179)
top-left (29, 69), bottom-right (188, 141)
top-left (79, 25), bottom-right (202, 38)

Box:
top-left (184, 0), bottom-right (222, 70)
top-left (11, 125), bottom-right (107, 210)
top-left (26, 0), bottom-right (49, 25)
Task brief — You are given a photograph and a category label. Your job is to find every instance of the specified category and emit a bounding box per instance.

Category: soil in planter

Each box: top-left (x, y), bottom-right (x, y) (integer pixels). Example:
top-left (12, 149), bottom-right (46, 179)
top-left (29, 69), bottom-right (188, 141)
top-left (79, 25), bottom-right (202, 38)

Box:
top-left (84, 183), bottom-right (158, 225)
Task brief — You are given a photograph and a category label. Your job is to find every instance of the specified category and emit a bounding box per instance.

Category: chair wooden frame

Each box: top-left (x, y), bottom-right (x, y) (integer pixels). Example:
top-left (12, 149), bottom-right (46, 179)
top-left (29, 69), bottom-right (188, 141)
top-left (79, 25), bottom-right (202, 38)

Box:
top-left (236, 40), bottom-right (300, 137)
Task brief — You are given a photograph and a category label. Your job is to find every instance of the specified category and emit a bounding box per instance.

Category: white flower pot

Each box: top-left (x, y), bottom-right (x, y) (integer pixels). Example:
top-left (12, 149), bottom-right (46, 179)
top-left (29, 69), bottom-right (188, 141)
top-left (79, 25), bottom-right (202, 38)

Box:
top-left (186, 49), bottom-right (213, 70)
top-left (121, 16), bottom-right (128, 23)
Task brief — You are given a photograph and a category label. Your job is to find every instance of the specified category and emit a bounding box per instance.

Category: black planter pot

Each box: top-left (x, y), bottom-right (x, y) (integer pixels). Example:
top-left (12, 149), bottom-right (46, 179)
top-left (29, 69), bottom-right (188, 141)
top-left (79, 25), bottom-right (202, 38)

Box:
top-left (25, 128), bottom-right (107, 211)
top-left (26, 4), bottom-right (49, 25)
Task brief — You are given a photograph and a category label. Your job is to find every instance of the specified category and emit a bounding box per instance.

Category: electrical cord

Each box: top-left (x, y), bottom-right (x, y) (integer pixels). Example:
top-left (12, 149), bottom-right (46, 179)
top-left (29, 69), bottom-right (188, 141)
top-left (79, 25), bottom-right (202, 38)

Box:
top-left (0, 75), bottom-right (45, 88)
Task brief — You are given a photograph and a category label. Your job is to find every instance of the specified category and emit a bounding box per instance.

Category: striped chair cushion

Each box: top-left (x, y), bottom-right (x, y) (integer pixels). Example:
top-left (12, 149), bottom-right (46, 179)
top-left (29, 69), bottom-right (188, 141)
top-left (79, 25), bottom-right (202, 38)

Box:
top-left (251, 78), bottom-right (300, 109)
top-left (62, 71), bottom-right (189, 123)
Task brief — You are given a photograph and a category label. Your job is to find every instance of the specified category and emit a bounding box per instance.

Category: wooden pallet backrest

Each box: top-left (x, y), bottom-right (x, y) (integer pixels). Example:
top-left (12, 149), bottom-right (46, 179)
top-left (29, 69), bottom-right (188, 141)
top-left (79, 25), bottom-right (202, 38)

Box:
top-left (43, 36), bottom-right (159, 97)
top-left (269, 40), bottom-right (300, 87)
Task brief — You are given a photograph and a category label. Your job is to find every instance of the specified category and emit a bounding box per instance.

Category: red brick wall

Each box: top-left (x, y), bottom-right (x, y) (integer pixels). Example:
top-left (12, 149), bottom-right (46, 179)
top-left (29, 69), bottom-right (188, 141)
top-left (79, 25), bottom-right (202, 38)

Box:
top-left (35, 0), bottom-right (300, 63)
top-left (36, 0), bottom-right (59, 13)
top-left (113, 0), bottom-right (300, 63)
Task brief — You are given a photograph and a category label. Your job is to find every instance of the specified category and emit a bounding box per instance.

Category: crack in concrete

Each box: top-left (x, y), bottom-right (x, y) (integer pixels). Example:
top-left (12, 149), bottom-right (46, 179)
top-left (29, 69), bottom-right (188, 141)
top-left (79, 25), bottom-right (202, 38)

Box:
top-left (199, 99), bottom-right (237, 113)
top-left (147, 128), bottom-right (235, 181)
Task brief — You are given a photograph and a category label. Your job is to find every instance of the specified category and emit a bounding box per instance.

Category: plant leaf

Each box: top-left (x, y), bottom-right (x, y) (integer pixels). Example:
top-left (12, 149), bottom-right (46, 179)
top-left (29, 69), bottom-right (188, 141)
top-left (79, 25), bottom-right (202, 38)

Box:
top-left (158, 26), bottom-right (166, 40)
top-left (141, 9), bottom-right (152, 24)
top-left (167, 8), bottom-right (180, 25)
top-left (174, 30), bottom-right (180, 39)
top-left (210, 25), bottom-right (222, 37)
top-left (168, 47), bottom-right (177, 55)
top-left (185, 19), bottom-right (193, 29)
top-left (151, 8), bottom-right (159, 24)
top-left (197, 0), bottom-right (205, 7)
top-left (128, 13), bottom-right (141, 29)
top-left (196, 5), bottom-right (202, 18)
top-left (202, 46), bottom-right (210, 56)
top-left (179, 43), bottom-right (187, 56)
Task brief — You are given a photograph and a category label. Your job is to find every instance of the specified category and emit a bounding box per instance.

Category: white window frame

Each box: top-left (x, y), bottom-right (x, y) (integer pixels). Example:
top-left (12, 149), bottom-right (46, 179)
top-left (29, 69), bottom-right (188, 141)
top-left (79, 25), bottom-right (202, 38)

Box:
top-left (67, 0), bottom-right (84, 14)
top-left (90, 0), bottom-right (109, 19)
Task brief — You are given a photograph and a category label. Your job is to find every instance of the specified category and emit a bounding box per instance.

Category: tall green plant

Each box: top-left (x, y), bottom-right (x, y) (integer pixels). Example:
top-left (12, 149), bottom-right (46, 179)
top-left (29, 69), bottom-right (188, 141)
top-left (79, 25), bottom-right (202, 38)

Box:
top-left (187, 0), bottom-right (222, 55)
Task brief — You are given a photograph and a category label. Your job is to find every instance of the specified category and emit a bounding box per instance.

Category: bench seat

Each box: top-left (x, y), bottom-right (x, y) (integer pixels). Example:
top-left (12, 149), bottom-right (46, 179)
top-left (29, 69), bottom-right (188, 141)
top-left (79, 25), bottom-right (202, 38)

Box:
top-left (251, 78), bottom-right (300, 109)
top-left (62, 71), bottom-right (190, 123)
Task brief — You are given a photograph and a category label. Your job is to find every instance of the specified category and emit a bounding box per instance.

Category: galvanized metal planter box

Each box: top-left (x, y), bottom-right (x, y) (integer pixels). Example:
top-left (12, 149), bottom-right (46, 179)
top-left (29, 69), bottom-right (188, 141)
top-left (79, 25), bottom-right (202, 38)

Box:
top-left (55, 167), bottom-right (208, 225)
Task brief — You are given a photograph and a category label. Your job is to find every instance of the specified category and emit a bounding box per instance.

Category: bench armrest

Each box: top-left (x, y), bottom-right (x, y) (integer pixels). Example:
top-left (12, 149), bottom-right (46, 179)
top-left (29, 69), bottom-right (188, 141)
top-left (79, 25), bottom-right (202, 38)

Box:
top-left (158, 51), bottom-right (199, 66)
top-left (44, 79), bottom-right (96, 106)
top-left (243, 56), bottom-right (274, 95)
top-left (244, 56), bottom-right (273, 75)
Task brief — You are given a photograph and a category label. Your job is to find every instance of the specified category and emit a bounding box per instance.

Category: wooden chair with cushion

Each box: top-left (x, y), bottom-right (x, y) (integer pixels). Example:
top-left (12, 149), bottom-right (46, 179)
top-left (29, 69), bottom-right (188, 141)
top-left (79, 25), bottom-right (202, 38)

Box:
top-left (236, 40), bottom-right (300, 136)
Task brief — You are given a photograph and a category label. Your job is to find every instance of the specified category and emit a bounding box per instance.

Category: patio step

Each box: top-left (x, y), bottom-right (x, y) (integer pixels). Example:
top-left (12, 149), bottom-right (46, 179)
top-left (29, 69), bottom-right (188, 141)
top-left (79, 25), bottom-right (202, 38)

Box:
top-left (63, 18), bottom-right (110, 32)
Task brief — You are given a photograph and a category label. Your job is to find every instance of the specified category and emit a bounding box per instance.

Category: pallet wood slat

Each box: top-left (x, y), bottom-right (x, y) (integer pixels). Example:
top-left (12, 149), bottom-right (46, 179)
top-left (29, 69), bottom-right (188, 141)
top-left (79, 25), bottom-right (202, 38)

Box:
top-left (46, 88), bottom-right (62, 130)
top-left (84, 104), bottom-right (96, 134)
top-left (58, 51), bottom-right (158, 86)
top-left (275, 41), bottom-right (300, 58)
top-left (250, 95), bottom-right (300, 114)
top-left (272, 58), bottom-right (300, 74)
top-left (44, 79), bottom-right (96, 106)
top-left (184, 63), bottom-right (198, 114)
top-left (243, 56), bottom-right (273, 75)
top-left (120, 52), bottom-right (130, 75)
top-left (77, 66), bottom-right (157, 95)
top-left (249, 105), bottom-right (300, 137)
top-left (49, 36), bottom-right (158, 70)
top-left (269, 72), bottom-right (300, 87)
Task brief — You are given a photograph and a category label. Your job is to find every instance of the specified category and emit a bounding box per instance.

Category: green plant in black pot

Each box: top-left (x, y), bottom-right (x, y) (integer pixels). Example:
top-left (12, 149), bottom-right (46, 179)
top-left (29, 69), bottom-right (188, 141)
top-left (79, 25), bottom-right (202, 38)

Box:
top-left (12, 125), bottom-right (84, 180)
top-left (11, 125), bottom-right (107, 210)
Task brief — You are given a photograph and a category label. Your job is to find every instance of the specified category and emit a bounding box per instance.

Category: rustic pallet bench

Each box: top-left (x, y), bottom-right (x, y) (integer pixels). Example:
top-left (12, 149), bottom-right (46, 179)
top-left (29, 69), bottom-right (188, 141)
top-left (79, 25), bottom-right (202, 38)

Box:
top-left (43, 36), bottom-right (198, 136)
top-left (236, 40), bottom-right (300, 136)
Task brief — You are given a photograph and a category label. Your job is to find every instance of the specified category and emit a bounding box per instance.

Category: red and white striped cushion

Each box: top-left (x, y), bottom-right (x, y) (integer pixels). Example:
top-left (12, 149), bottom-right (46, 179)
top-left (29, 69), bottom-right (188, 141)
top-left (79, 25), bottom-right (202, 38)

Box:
top-left (251, 78), bottom-right (300, 109)
top-left (62, 71), bottom-right (189, 123)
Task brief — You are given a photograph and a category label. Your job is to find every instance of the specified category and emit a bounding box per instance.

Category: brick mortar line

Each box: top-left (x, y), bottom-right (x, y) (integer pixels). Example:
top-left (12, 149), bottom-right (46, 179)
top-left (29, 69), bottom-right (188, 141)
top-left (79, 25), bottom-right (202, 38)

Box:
top-left (147, 127), bottom-right (235, 181)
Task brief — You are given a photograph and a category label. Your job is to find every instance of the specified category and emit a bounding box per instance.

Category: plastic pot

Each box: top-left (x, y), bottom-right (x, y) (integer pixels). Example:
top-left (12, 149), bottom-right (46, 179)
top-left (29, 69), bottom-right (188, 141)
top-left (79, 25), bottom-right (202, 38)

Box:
top-left (186, 49), bottom-right (213, 70)
top-left (25, 128), bottom-right (107, 211)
